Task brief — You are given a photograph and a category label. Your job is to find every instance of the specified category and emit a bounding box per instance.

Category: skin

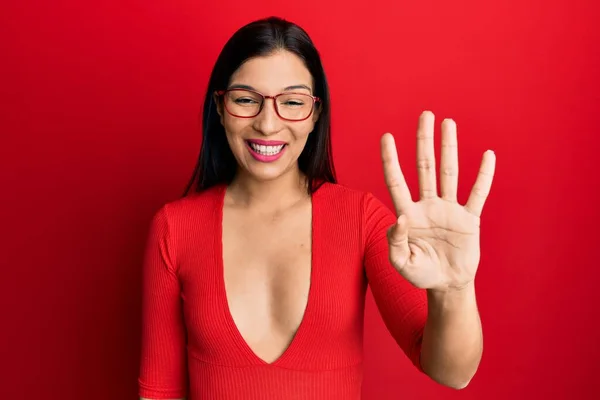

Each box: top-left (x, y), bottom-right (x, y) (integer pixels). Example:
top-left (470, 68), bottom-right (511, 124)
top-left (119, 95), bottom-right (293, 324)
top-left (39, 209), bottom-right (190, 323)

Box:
top-left (142, 50), bottom-right (496, 399)
top-left (218, 50), bottom-right (319, 365)
top-left (218, 51), bottom-right (320, 186)
top-left (381, 114), bottom-right (496, 388)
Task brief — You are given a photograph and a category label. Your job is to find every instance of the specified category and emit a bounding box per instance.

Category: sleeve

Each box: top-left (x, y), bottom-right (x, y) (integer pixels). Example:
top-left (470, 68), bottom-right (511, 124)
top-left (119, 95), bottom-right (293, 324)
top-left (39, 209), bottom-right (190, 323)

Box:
top-left (362, 192), bottom-right (428, 372)
top-left (138, 205), bottom-right (188, 399)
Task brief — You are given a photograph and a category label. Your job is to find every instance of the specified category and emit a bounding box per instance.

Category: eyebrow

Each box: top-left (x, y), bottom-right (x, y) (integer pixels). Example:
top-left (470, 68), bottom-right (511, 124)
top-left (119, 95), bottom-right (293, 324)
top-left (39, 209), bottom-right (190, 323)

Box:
top-left (227, 83), bottom-right (313, 93)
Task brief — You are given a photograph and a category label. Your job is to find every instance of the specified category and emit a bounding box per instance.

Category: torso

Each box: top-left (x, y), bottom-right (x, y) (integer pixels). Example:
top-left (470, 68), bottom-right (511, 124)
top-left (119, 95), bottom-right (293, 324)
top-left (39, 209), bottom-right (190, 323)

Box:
top-left (222, 191), bottom-right (313, 364)
top-left (139, 182), bottom-right (428, 399)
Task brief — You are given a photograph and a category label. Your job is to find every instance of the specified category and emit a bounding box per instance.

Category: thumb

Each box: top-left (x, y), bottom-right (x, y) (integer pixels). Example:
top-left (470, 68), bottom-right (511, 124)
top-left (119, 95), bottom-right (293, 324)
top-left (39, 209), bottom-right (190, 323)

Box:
top-left (387, 214), bottom-right (411, 267)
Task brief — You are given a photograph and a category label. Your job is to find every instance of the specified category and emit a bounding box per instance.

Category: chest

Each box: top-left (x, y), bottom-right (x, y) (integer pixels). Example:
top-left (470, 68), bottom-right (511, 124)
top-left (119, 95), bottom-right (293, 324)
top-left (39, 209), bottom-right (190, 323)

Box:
top-left (178, 188), bottom-right (369, 367)
top-left (222, 202), bottom-right (312, 279)
top-left (221, 202), bottom-right (312, 328)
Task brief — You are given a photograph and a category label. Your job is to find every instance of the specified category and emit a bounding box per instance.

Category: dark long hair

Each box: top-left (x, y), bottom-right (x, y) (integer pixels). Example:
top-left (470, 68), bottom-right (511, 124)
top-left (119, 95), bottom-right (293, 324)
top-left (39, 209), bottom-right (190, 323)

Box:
top-left (183, 16), bottom-right (336, 196)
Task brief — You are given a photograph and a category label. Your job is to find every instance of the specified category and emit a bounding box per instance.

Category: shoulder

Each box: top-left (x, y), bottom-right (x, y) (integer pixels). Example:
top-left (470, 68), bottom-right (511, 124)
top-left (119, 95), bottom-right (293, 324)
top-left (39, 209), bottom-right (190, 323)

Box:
top-left (315, 182), bottom-right (396, 247)
top-left (315, 182), bottom-right (366, 204)
top-left (151, 184), bottom-right (225, 231)
top-left (315, 182), bottom-right (393, 216)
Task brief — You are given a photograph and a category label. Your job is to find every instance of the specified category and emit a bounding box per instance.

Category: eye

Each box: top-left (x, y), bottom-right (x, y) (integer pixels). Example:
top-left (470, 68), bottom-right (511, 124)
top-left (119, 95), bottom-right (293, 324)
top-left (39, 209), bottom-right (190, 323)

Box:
top-left (283, 100), bottom-right (305, 106)
top-left (235, 97), bottom-right (259, 105)
top-left (278, 93), bottom-right (312, 108)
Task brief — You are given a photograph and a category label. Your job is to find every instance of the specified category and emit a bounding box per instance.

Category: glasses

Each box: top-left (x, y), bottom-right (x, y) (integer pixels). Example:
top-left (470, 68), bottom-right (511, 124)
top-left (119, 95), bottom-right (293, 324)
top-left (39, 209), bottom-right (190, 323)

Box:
top-left (216, 89), bottom-right (320, 121)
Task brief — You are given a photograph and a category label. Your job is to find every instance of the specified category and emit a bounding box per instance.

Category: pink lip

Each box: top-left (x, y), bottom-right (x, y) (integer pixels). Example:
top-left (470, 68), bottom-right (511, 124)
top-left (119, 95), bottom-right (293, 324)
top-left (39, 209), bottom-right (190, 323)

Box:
top-left (246, 139), bottom-right (287, 146)
top-left (245, 140), bottom-right (287, 163)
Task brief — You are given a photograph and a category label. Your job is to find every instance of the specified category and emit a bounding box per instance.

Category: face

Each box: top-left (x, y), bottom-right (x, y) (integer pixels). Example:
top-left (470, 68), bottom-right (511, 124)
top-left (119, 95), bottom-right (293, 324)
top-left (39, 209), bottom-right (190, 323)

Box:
top-left (216, 50), bottom-right (320, 183)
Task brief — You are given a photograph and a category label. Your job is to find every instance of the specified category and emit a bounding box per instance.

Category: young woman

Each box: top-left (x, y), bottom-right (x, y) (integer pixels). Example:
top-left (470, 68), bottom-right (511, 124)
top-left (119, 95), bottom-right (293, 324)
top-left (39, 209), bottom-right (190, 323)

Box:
top-left (139, 16), bottom-right (496, 400)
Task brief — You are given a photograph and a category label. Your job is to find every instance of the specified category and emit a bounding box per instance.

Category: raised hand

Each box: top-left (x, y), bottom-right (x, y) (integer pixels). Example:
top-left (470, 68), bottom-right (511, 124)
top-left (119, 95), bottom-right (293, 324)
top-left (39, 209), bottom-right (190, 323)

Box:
top-left (381, 111), bottom-right (496, 291)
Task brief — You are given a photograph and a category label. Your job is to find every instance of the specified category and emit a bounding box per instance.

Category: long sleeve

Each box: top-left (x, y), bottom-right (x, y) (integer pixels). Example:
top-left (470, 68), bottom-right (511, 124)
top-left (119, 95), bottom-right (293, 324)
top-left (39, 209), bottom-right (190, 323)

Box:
top-left (138, 205), bottom-right (188, 399)
top-left (362, 192), bottom-right (428, 371)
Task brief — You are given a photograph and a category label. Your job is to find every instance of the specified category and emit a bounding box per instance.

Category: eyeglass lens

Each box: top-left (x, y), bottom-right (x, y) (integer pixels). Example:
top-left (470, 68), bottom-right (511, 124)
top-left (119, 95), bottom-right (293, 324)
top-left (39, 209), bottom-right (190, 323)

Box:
top-left (224, 90), bottom-right (314, 120)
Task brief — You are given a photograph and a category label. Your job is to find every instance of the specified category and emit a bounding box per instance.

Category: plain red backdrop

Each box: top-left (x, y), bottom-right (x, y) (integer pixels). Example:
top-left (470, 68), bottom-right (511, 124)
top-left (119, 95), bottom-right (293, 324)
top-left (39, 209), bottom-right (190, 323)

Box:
top-left (1, 0), bottom-right (599, 399)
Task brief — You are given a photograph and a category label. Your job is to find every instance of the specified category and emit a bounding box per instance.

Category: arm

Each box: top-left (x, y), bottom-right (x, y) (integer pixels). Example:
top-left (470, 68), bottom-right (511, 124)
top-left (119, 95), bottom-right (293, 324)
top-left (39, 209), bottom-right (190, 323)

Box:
top-left (138, 206), bottom-right (188, 400)
top-left (420, 283), bottom-right (482, 389)
top-left (363, 193), bottom-right (481, 389)
top-left (372, 112), bottom-right (493, 388)
top-left (363, 193), bottom-right (428, 371)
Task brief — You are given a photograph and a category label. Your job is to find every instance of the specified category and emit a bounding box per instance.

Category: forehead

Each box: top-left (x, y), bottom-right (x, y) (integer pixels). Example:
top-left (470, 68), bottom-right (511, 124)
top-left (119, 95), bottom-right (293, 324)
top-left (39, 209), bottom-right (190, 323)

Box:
top-left (229, 50), bottom-right (313, 92)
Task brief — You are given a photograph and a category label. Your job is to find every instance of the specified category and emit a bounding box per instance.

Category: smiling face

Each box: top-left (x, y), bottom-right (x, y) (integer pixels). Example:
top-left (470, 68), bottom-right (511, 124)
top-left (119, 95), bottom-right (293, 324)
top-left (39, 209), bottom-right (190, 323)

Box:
top-left (216, 50), bottom-right (320, 183)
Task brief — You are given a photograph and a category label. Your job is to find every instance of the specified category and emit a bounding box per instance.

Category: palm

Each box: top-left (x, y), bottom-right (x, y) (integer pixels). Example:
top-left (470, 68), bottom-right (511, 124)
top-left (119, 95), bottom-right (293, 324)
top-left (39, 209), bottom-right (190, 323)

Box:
top-left (381, 111), bottom-right (496, 291)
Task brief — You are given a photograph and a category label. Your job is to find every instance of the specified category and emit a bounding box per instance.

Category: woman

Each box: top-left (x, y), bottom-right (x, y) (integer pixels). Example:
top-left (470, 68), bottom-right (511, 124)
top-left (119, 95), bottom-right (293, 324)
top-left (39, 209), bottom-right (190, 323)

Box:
top-left (138, 16), bottom-right (496, 400)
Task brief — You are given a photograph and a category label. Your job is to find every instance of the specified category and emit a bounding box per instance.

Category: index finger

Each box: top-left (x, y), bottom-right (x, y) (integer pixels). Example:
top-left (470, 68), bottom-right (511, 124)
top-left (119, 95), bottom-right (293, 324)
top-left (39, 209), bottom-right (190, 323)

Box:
top-left (465, 150), bottom-right (496, 217)
top-left (381, 133), bottom-right (413, 214)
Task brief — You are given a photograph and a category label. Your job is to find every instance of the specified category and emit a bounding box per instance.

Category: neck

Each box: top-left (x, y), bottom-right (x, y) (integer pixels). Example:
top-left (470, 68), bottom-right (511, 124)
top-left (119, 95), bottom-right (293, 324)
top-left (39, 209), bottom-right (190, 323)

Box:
top-left (227, 166), bottom-right (309, 210)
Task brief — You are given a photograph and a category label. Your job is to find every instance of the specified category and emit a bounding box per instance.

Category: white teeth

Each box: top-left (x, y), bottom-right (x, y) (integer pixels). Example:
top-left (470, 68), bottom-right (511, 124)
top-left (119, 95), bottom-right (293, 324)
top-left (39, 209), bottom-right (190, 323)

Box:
top-left (249, 142), bottom-right (285, 156)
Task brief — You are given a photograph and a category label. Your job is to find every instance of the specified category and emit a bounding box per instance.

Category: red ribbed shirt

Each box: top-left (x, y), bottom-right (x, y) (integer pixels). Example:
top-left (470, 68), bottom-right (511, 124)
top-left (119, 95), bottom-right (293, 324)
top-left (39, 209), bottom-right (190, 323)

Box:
top-left (139, 183), bottom-right (428, 399)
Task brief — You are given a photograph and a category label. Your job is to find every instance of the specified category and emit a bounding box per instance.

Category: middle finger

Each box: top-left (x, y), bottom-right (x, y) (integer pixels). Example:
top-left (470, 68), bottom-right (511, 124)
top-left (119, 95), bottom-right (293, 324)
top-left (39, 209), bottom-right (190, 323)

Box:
top-left (416, 111), bottom-right (437, 200)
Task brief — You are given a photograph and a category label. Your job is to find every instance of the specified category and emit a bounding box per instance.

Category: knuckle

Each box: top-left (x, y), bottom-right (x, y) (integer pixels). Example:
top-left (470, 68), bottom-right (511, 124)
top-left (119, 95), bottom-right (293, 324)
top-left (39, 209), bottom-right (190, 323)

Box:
top-left (442, 167), bottom-right (457, 177)
top-left (472, 186), bottom-right (489, 198)
top-left (417, 158), bottom-right (435, 171)
top-left (386, 175), bottom-right (402, 188)
top-left (421, 188), bottom-right (436, 197)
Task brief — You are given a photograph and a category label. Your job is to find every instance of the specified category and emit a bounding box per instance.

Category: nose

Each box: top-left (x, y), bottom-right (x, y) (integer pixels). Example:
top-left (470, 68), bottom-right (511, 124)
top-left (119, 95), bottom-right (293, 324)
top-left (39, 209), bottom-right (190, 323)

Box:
top-left (252, 98), bottom-right (283, 136)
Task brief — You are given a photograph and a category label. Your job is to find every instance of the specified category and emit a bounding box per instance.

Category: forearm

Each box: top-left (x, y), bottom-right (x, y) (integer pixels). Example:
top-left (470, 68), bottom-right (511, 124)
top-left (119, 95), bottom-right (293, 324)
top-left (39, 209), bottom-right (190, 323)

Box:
top-left (420, 282), bottom-right (483, 389)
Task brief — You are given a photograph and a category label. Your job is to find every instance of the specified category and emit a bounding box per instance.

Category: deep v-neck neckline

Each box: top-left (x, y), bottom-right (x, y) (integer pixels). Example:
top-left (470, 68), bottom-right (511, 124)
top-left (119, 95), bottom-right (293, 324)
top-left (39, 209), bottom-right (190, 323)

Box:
top-left (213, 183), bottom-right (320, 366)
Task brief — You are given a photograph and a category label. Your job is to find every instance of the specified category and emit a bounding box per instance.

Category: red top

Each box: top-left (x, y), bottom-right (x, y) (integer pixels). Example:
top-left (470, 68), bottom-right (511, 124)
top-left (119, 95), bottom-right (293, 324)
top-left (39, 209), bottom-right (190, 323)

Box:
top-left (138, 183), bottom-right (428, 400)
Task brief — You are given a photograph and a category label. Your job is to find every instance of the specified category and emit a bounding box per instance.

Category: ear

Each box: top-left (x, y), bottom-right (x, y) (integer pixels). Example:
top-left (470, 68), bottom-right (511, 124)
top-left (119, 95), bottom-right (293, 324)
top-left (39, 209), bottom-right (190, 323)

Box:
top-left (213, 91), bottom-right (224, 125)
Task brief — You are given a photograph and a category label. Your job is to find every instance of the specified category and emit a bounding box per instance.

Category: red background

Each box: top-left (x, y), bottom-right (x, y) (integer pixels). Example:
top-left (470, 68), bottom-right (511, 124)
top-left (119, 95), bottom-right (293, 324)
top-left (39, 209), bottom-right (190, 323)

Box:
top-left (2, 0), bottom-right (599, 399)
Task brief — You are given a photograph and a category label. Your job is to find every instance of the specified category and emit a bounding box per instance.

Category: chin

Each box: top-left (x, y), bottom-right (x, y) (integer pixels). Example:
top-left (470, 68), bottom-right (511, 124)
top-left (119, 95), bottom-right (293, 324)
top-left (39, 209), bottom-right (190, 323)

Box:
top-left (245, 162), bottom-right (291, 182)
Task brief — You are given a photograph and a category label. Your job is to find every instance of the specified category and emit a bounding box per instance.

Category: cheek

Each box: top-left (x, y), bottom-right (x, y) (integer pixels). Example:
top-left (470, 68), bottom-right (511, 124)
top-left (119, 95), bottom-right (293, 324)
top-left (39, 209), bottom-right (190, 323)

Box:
top-left (291, 122), bottom-right (315, 144)
top-left (223, 118), bottom-right (248, 143)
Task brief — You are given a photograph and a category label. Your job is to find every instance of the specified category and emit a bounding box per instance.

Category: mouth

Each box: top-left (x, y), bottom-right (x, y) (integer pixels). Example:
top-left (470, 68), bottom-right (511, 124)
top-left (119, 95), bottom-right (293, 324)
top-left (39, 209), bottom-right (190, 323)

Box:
top-left (246, 140), bottom-right (287, 156)
top-left (245, 139), bottom-right (287, 162)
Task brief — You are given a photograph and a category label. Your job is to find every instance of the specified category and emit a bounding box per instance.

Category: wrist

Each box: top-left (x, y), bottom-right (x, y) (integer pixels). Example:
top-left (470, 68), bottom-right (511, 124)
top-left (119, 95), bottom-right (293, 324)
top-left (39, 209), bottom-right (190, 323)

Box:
top-left (427, 281), bottom-right (477, 308)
